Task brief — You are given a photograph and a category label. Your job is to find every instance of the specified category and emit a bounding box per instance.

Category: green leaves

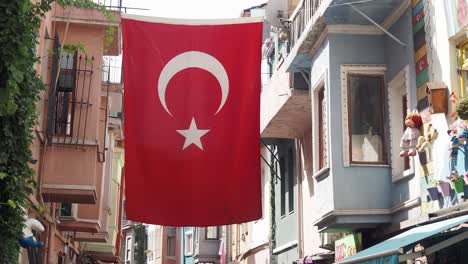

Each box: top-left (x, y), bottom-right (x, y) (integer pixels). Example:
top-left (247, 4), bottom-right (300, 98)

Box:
top-left (0, 0), bottom-right (114, 261)
top-left (7, 200), bottom-right (16, 209)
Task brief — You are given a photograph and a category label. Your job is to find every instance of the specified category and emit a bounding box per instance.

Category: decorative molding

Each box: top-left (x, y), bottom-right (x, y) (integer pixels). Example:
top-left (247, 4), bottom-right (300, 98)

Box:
top-left (382, 0), bottom-right (411, 30)
top-left (273, 240), bottom-right (298, 254)
top-left (42, 184), bottom-right (96, 191)
top-left (314, 198), bottom-right (420, 228)
top-left (340, 64), bottom-right (387, 167)
top-left (311, 72), bottom-right (329, 174)
top-left (390, 197), bottom-right (421, 214)
top-left (327, 24), bottom-right (383, 35)
top-left (387, 65), bottom-right (415, 179)
top-left (308, 28), bottom-right (329, 59)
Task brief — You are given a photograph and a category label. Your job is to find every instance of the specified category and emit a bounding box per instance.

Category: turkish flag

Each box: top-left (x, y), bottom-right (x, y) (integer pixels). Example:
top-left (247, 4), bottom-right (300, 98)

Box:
top-left (122, 15), bottom-right (262, 226)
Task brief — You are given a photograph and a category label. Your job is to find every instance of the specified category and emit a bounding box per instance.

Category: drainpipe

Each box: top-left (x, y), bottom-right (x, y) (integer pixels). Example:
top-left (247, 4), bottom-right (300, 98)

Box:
top-left (296, 139), bottom-right (304, 258)
top-left (47, 203), bottom-right (56, 263)
top-left (116, 168), bottom-right (125, 259)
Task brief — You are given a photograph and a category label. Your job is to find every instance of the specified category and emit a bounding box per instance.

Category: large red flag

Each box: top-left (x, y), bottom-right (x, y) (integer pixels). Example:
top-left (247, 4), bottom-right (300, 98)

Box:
top-left (122, 15), bottom-right (262, 226)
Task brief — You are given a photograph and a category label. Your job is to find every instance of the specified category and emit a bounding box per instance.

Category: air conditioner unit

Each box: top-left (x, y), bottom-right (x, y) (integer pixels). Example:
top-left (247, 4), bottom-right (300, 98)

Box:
top-left (319, 232), bottom-right (343, 251)
top-left (290, 71), bottom-right (310, 90)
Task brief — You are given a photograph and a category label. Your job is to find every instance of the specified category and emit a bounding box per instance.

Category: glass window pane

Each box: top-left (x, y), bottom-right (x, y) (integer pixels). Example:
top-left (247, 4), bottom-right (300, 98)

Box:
top-left (349, 75), bottom-right (385, 163)
top-left (206, 227), bottom-right (218, 239)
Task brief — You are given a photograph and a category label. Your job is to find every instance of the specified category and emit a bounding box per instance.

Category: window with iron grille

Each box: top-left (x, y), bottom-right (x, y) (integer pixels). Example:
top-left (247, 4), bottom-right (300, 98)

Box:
top-left (55, 51), bottom-right (77, 136)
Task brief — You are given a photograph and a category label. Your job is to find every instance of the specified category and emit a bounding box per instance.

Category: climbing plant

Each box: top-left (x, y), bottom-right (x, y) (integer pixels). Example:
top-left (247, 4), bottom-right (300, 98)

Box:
top-left (0, 0), bottom-right (114, 261)
top-left (134, 223), bottom-right (147, 264)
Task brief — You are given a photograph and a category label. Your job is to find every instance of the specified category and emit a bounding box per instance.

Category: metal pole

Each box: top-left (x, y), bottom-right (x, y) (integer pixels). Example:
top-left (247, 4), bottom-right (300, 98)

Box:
top-left (348, 4), bottom-right (406, 47)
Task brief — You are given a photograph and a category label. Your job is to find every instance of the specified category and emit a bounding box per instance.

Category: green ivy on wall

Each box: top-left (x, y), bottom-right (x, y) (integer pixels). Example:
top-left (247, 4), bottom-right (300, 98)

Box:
top-left (134, 223), bottom-right (147, 264)
top-left (0, 0), bottom-right (114, 261)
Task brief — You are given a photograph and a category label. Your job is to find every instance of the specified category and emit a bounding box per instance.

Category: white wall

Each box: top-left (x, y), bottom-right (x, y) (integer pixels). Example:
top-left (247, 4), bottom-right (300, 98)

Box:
top-left (249, 146), bottom-right (272, 248)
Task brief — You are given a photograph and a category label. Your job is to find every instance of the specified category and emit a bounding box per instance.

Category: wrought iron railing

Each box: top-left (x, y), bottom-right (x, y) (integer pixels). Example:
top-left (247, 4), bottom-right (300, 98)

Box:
top-left (46, 33), bottom-right (98, 150)
top-left (94, 0), bottom-right (149, 13)
top-left (289, 0), bottom-right (324, 50)
top-left (95, 0), bottom-right (124, 12)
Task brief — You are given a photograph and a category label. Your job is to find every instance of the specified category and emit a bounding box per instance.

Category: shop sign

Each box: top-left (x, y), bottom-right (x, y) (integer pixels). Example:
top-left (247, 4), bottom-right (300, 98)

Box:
top-left (334, 233), bottom-right (362, 262)
top-left (444, 0), bottom-right (468, 38)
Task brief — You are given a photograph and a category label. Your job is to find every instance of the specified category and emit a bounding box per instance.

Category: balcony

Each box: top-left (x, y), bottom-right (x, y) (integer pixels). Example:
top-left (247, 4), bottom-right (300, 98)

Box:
top-left (52, 1), bottom-right (122, 56)
top-left (286, 0), bottom-right (328, 72)
top-left (41, 36), bottom-right (106, 204)
top-left (260, 65), bottom-right (311, 139)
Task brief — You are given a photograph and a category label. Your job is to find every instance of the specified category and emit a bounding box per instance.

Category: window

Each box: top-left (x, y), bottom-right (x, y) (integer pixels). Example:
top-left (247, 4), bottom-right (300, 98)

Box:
top-left (341, 65), bottom-right (387, 167)
top-left (280, 156), bottom-right (286, 217)
top-left (347, 74), bottom-right (386, 164)
top-left (184, 231), bottom-right (193, 255)
top-left (388, 66), bottom-right (413, 179)
top-left (287, 148), bottom-right (295, 213)
top-left (205, 226), bottom-right (220, 240)
top-left (147, 230), bottom-right (154, 262)
top-left (55, 51), bottom-right (77, 136)
top-left (167, 227), bottom-right (176, 257)
top-left (125, 236), bottom-right (132, 263)
top-left (58, 203), bottom-right (77, 220)
top-left (318, 87), bottom-right (328, 170)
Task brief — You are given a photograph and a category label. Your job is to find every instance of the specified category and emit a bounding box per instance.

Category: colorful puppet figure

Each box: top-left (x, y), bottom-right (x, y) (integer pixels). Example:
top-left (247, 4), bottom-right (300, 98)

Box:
top-left (400, 112), bottom-right (423, 157)
top-left (448, 128), bottom-right (461, 173)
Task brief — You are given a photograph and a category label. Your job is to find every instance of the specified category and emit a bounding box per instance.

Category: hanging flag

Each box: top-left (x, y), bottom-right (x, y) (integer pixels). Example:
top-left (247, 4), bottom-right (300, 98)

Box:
top-left (122, 14), bottom-right (262, 226)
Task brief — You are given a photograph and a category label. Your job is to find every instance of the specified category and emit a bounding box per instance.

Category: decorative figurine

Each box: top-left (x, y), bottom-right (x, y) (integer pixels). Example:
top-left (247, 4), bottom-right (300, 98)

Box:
top-left (400, 112), bottom-right (423, 157)
top-left (448, 128), bottom-right (460, 173)
top-left (19, 209), bottom-right (44, 248)
top-left (417, 123), bottom-right (438, 153)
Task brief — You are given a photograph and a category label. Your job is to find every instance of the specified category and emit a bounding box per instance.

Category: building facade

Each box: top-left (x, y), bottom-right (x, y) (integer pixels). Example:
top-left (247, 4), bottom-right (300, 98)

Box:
top-left (20, 1), bottom-right (125, 263)
top-left (261, 0), bottom-right (468, 263)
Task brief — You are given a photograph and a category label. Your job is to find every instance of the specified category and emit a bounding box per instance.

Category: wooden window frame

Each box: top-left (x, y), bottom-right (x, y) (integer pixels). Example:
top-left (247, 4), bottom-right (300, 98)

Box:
top-left (279, 156), bottom-right (286, 217)
top-left (287, 147), bottom-right (294, 214)
top-left (318, 87), bottom-right (327, 170)
top-left (347, 73), bottom-right (388, 165)
top-left (340, 64), bottom-right (387, 167)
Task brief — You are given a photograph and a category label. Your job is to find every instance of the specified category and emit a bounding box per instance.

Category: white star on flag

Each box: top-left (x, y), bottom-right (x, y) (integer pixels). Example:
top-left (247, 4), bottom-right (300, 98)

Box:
top-left (176, 118), bottom-right (210, 150)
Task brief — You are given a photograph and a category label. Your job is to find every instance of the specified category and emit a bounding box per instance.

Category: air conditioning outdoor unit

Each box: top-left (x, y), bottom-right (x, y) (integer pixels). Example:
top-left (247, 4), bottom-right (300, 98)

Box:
top-left (319, 232), bottom-right (343, 251)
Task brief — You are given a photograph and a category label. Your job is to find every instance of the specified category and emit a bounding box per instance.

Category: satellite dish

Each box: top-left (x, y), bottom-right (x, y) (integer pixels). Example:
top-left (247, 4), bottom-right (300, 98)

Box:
top-left (265, 0), bottom-right (288, 28)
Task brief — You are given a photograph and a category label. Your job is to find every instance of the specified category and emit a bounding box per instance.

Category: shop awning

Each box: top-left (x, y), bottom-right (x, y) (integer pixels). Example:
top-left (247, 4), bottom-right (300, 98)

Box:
top-left (336, 215), bottom-right (468, 264)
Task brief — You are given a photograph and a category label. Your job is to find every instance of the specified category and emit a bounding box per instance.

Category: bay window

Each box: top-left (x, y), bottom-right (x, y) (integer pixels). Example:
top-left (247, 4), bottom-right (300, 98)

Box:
top-left (341, 65), bottom-right (387, 166)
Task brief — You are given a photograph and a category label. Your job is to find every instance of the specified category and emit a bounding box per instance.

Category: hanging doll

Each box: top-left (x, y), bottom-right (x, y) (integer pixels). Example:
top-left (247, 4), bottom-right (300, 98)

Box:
top-left (400, 112), bottom-right (423, 157)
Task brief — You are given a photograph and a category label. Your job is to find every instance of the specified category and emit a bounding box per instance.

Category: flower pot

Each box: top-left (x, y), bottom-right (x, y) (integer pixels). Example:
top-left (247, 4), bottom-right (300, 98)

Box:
top-left (426, 187), bottom-right (440, 200)
top-left (438, 182), bottom-right (451, 197)
top-left (452, 178), bottom-right (465, 193)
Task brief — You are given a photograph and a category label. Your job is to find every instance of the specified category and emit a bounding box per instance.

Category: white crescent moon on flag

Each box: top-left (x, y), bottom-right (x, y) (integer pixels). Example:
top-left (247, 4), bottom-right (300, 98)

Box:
top-left (157, 51), bottom-right (229, 116)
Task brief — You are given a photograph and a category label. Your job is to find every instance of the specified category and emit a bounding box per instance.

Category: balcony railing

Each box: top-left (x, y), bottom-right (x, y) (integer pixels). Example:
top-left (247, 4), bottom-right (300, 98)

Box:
top-left (289, 0), bottom-right (324, 49)
top-left (94, 0), bottom-right (149, 13)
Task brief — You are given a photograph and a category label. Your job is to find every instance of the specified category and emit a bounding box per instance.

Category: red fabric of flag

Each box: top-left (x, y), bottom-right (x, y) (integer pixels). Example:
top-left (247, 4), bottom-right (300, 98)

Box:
top-left (122, 15), bottom-right (262, 226)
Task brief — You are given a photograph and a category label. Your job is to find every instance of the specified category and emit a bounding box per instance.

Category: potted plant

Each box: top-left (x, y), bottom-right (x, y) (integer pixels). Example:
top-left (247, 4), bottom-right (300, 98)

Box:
top-left (448, 171), bottom-right (465, 194)
top-left (427, 179), bottom-right (440, 201)
top-left (456, 97), bottom-right (468, 120)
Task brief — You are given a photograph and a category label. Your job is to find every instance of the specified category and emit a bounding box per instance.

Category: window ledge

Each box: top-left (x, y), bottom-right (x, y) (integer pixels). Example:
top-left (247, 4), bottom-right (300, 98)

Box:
top-left (392, 169), bottom-right (415, 183)
top-left (313, 167), bottom-right (330, 181)
top-left (350, 164), bottom-right (390, 168)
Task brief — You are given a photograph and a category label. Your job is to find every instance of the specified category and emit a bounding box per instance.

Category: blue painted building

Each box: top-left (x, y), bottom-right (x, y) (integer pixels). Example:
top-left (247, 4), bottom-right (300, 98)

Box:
top-left (261, 0), bottom-right (468, 262)
top-left (181, 227), bottom-right (195, 264)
